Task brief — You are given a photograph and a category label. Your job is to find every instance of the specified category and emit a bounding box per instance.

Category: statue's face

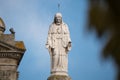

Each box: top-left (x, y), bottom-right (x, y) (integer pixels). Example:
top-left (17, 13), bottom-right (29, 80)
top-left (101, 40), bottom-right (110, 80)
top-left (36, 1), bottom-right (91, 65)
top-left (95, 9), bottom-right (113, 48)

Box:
top-left (54, 16), bottom-right (62, 25)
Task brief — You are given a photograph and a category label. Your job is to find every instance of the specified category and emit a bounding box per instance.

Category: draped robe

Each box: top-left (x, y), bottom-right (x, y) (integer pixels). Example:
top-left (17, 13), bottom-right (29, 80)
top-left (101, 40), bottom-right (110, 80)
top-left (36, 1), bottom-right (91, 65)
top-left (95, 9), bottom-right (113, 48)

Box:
top-left (46, 22), bottom-right (71, 75)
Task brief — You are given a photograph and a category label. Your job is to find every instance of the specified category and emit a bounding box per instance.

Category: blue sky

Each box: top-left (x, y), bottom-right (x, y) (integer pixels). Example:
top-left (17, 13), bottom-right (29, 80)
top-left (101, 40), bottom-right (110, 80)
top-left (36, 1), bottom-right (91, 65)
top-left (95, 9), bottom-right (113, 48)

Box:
top-left (0, 0), bottom-right (116, 80)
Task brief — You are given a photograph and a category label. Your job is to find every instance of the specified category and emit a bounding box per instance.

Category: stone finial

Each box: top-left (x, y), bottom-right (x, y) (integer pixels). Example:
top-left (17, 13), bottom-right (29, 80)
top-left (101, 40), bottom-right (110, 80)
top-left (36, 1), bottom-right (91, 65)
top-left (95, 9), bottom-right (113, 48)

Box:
top-left (0, 17), bottom-right (6, 34)
top-left (9, 28), bottom-right (15, 34)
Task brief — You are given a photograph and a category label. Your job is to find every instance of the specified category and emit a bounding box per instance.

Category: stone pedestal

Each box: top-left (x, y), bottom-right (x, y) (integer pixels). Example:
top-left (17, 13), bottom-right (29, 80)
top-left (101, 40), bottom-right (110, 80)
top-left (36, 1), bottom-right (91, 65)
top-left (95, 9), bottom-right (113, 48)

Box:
top-left (47, 75), bottom-right (71, 80)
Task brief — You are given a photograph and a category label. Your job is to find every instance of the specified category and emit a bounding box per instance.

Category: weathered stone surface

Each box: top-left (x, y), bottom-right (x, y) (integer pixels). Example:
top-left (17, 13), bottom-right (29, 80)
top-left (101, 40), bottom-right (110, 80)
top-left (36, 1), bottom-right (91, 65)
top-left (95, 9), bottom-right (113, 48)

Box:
top-left (47, 75), bottom-right (71, 80)
top-left (0, 17), bottom-right (26, 80)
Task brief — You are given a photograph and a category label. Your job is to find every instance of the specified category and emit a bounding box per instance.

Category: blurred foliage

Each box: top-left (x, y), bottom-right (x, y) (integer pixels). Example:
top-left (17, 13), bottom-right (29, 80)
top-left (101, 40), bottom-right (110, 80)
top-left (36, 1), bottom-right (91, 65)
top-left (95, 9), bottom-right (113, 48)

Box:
top-left (88, 0), bottom-right (120, 80)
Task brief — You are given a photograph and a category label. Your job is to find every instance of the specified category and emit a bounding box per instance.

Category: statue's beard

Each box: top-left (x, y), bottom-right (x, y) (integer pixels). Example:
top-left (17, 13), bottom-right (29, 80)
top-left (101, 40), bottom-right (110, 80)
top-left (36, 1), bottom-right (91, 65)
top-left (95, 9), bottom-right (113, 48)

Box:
top-left (55, 22), bottom-right (61, 25)
top-left (55, 21), bottom-right (62, 25)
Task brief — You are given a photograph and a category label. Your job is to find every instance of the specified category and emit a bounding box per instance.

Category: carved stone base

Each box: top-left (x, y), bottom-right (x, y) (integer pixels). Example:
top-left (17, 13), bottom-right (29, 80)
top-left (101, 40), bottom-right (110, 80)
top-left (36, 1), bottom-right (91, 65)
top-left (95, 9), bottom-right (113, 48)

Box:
top-left (47, 75), bottom-right (71, 80)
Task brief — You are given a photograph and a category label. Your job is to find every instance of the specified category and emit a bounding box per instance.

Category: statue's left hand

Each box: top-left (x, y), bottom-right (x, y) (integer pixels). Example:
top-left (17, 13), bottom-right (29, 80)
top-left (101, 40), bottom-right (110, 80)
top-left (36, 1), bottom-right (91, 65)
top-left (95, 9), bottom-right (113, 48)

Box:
top-left (68, 42), bottom-right (72, 47)
top-left (66, 42), bottom-right (72, 52)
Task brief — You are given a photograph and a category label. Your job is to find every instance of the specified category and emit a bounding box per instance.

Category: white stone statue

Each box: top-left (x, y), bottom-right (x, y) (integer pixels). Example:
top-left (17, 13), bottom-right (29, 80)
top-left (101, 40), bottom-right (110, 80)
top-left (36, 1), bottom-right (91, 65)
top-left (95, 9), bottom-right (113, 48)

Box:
top-left (46, 13), bottom-right (72, 76)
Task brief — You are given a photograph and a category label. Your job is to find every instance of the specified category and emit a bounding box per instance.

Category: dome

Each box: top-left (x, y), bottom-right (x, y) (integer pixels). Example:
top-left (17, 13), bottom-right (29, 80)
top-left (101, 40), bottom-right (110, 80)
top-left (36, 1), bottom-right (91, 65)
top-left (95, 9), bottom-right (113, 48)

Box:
top-left (0, 17), bottom-right (6, 32)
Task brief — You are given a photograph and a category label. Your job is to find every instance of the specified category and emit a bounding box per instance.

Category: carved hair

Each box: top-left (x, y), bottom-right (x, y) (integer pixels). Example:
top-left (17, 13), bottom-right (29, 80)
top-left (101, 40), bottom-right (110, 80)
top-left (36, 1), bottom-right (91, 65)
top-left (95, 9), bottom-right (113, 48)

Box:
top-left (54, 13), bottom-right (62, 24)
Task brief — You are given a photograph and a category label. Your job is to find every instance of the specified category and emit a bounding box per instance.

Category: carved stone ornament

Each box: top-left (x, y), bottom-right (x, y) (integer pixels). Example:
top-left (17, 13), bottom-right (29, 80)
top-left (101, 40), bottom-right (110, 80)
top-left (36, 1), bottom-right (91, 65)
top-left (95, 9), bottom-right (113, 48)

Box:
top-left (0, 41), bottom-right (24, 61)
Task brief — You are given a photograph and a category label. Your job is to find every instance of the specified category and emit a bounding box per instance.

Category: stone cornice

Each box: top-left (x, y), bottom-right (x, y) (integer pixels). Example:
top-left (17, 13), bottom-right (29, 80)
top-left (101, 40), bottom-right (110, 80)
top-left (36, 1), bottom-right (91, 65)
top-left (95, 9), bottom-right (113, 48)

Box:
top-left (0, 40), bottom-right (26, 52)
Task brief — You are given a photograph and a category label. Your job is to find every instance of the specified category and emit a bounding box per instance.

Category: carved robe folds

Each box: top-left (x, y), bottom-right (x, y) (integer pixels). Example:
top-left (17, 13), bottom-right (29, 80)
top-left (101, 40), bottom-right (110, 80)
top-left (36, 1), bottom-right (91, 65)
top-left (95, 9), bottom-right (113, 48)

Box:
top-left (46, 23), bottom-right (71, 76)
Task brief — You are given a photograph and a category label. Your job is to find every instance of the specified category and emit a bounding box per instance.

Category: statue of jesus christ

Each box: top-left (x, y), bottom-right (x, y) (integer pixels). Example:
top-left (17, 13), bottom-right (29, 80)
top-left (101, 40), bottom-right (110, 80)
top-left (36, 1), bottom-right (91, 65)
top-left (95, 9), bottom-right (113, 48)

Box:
top-left (46, 13), bottom-right (72, 76)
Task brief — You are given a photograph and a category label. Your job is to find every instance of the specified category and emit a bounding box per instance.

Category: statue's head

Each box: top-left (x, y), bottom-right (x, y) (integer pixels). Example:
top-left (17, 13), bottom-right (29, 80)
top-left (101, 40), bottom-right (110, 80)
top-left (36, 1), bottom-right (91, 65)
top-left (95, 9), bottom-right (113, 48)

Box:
top-left (54, 13), bottom-right (62, 25)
